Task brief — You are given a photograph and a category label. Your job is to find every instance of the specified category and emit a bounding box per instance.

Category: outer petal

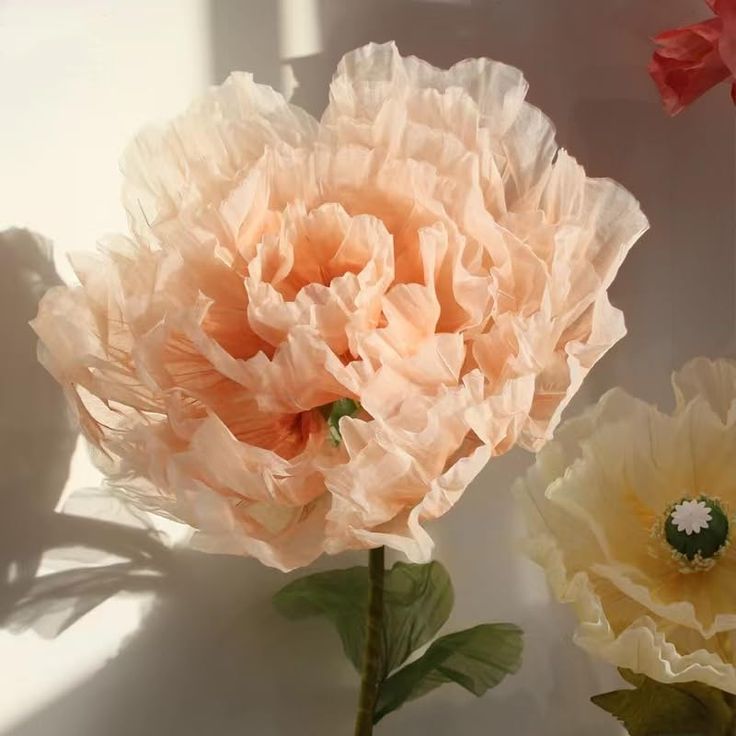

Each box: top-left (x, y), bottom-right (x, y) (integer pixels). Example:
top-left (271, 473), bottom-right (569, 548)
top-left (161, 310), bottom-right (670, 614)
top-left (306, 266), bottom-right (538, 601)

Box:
top-left (672, 356), bottom-right (736, 422)
top-left (122, 73), bottom-right (318, 244)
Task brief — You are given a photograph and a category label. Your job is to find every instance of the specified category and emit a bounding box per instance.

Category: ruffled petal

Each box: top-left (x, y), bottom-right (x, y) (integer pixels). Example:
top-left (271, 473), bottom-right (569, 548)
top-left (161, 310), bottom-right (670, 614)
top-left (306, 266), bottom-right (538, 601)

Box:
top-left (122, 73), bottom-right (318, 245)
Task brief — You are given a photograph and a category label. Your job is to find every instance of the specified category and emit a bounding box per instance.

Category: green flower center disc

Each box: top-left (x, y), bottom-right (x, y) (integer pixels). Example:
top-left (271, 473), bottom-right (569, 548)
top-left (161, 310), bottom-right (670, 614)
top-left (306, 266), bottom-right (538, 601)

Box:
top-left (664, 496), bottom-right (729, 561)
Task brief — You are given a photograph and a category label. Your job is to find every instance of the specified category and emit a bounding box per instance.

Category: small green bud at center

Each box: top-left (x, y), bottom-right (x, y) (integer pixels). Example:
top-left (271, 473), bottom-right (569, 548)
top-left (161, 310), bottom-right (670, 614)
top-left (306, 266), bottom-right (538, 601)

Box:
top-left (320, 398), bottom-right (360, 446)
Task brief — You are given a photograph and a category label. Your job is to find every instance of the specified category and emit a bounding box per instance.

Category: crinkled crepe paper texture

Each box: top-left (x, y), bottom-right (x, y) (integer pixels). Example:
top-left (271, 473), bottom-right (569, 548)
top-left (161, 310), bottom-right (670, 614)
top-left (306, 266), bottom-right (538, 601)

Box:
top-left (33, 42), bottom-right (647, 571)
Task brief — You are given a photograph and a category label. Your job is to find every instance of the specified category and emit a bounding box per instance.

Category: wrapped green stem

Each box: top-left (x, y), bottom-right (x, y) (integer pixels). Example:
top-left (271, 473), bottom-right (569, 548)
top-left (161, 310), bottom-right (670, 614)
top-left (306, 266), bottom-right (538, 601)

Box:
top-left (353, 546), bottom-right (385, 735)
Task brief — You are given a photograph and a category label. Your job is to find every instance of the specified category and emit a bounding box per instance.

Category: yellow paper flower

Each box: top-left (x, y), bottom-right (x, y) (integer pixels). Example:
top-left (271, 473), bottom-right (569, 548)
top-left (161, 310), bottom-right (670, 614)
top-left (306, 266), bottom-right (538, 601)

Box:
top-left (32, 43), bottom-right (647, 571)
top-left (518, 357), bottom-right (736, 692)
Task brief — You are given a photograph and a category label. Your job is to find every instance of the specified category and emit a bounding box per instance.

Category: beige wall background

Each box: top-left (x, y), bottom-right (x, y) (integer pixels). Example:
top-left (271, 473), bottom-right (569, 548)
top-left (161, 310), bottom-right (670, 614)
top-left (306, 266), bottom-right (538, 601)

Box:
top-left (0, 1), bottom-right (734, 734)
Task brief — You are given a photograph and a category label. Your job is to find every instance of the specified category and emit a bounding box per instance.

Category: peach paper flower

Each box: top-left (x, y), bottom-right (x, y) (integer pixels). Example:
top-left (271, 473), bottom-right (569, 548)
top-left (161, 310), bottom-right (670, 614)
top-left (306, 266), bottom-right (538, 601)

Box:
top-left (519, 358), bottom-right (736, 693)
top-left (33, 43), bottom-right (647, 571)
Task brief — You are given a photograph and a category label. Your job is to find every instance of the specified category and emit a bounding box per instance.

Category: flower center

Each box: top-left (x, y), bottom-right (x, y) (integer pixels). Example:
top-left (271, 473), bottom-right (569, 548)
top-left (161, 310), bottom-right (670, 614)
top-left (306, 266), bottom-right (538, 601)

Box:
top-left (320, 398), bottom-right (361, 446)
top-left (664, 496), bottom-right (730, 565)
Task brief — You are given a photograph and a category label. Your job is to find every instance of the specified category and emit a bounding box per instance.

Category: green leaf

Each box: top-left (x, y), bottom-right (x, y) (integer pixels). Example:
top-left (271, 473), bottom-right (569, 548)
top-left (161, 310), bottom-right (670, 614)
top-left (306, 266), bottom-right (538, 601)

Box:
top-left (273, 566), bottom-right (368, 670)
top-left (381, 561), bottom-right (453, 674)
top-left (272, 560), bottom-right (453, 675)
top-left (591, 669), bottom-right (735, 736)
top-left (374, 623), bottom-right (523, 723)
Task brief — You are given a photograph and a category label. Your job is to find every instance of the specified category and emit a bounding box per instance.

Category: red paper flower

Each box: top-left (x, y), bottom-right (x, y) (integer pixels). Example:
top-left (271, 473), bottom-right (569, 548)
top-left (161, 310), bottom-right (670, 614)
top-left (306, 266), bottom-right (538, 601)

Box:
top-left (650, 0), bottom-right (736, 115)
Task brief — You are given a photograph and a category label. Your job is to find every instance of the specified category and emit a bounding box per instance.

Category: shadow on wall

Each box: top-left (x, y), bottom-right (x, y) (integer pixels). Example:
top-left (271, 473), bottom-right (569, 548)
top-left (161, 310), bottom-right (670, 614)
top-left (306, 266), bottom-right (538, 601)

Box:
top-left (4, 0), bottom-right (734, 735)
top-left (0, 229), bottom-right (178, 635)
top-left (0, 228), bottom-right (77, 622)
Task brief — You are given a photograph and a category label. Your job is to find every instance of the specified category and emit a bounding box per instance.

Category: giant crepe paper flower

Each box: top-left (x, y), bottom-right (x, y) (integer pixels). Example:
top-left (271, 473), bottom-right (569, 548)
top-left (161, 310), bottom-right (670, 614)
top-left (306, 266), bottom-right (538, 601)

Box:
top-left (519, 358), bottom-right (736, 693)
top-left (33, 43), bottom-right (647, 572)
top-left (650, 0), bottom-right (736, 115)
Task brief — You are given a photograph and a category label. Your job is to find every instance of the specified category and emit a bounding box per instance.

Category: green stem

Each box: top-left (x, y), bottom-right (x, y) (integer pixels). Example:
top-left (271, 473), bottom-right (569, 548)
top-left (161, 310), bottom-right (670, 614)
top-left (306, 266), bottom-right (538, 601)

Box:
top-left (353, 546), bottom-right (385, 736)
